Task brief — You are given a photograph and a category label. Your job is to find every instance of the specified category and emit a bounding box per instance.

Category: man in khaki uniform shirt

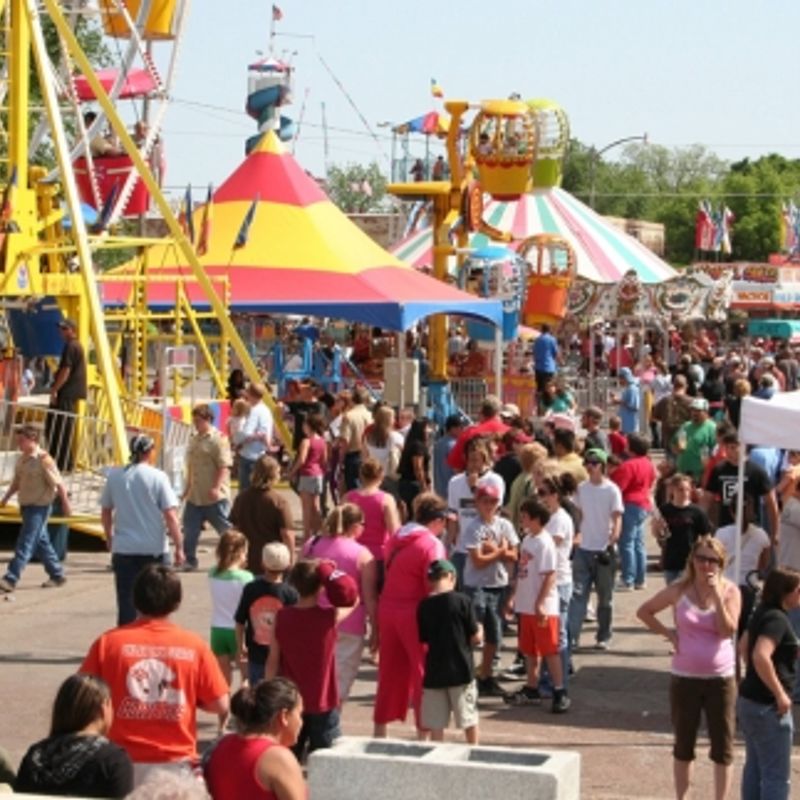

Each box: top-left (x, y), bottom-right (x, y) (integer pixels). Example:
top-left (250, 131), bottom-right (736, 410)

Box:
top-left (338, 385), bottom-right (373, 491)
top-left (0, 425), bottom-right (71, 592)
top-left (182, 404), bottom-right (232, 570)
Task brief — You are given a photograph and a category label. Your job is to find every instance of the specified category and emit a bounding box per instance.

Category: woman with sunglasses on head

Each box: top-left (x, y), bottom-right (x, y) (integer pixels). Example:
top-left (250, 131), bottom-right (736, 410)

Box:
top-left (737, 567), bottom-right (800, 800)
top-left (636, 536), bottom-right (740, 800)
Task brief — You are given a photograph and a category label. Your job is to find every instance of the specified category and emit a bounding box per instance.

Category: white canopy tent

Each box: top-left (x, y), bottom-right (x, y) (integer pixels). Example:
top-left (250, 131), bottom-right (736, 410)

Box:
top-left (736, 391), bottom-right (800, 573)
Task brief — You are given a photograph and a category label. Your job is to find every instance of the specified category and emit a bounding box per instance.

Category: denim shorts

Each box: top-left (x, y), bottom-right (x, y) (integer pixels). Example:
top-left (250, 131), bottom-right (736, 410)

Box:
top-left (465, 586), bottom-right (505, 645)
top-left (293, 708), bottom-right (341, 760)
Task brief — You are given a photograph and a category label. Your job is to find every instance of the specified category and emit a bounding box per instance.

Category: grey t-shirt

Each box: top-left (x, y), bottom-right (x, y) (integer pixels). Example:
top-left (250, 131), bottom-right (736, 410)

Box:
top-left (462, 516), bottom-right (519, 589)
top-left (100, 463), bottom-right (178, 555)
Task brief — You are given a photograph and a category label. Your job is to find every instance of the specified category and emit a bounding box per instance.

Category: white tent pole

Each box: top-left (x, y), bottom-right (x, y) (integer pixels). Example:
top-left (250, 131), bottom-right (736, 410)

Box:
top-left (398, 332), bottom-right (406, 411)
top-left (733, 438), bottom-right (746, 586)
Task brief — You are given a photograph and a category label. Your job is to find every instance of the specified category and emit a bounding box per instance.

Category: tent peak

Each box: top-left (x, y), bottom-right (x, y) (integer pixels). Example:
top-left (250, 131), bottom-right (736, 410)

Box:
top-left (250, 130), bottom-right (285, 157)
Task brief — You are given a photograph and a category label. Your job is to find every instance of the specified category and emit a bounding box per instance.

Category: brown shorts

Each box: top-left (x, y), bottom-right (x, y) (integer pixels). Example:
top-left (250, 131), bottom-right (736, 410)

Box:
top-left (518, 613), bottom-right (559, 657)
top-left (669, 674), bottom-right (736, 765)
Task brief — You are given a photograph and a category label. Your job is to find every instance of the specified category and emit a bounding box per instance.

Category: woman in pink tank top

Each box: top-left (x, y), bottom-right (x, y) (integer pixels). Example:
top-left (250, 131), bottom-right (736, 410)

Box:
top-left (302, 503), bottom-right (378, 703)
top-left (204, 677), bottom-right (306, 800)
top-left (637, 535), bottom-right (740, 800)
top-left (289, 414), bottom-right (328, 543)
top-left (345, 457), bottom-right (400, 590)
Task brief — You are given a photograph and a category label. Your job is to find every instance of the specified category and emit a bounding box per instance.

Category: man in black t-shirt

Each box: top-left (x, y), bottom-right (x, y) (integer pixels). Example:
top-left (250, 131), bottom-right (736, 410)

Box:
top-left (45, 319), bottom-right (87, 472)
top-left (704, 433), bottom-right (778, 538)
top-left (417, 559), bottom-right (481, 743)
top-left (657, 473), bottom-right (711, 582)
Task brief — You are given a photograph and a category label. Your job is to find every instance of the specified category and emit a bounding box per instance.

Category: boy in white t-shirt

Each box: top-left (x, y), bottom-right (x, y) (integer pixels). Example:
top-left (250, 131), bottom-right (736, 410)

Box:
top-left (504, 498), bottom-right (570, 713)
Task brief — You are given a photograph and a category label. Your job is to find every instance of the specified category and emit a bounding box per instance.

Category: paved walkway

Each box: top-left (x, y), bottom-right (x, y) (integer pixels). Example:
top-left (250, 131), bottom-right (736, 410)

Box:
top-left (1, 502), bottom-right (798, 798)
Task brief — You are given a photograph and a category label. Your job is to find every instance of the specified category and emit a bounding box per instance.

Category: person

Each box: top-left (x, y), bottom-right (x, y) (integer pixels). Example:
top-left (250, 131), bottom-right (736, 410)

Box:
top-left (613, 367), bottom-right (641, 435)
top-left (607, 415), bottom-right (628, 459)
top-left (674, 398), bottom-right (717, 483)
top-left (266, 559), bottom-right (358, 760)
top-left (100, 434), bottom-right (183, 626)
top-left (227, 368), bottom-right (246, 403)
top-left (652, 374), bottom-right (692, 462)
top-left (446, 395), bottom-right (509, 472)
top-left (462, 483), bottom-right (519, 696)
top-left (636, 536), bottom-right (740, 800)
top-left (362, 405), bottom-right (403, 485)
top-left (230, 455), bottom-right (293, 575)
top-left (655, 473), bottom-right (711, 584)
top-left (80, 565), bottom-right (229, 784)
top-left (417, 559), bottom-right (481, 743)
top-left (431, 155), bottom-right (446, 181)
top-left (715, 498), bottom-right (771, 640)
top-left (737, 567), bottom-right (800, 800)
top-left (581, 407), bottom-right (609, 454)
top-left (567, 448), bottom-right (623, 651)
top-left (338, 385), bottom-right (373, 491)
top-left (446, 438), bottom-right (505, 589)
top-left (0, 424), bottom-right (71, 594)
top-left (233, 383), bottom-right (274, 490)
top-left (503, 498), bottom-right (570, 713)
top-left (778, 475), bottom-right (800, 571)
top-left (45, 318), bottom-right (87, 472)
top-left (410, 158), bottom-right (425, 181)
top-left (203, 678), bottom-right (306, 800)
top-left (182, 403), bottom-right (232, 571)
top-left (396, 417), bottom-right (432, 515)
top-left (302, 504), bottom-right (377, 702)
top-left (345, 458), bottom-right (401, 594)
top-left (83, 111), bottom-right (123, 157)
top-left (493, 429), bottom-right (526, 503)
top-left (506, 442), bottom-right (549, 531)
top-left (373, 493), bottom-right (447, 738)
top-left (227, 397), bottom-right (249, 479)
top-left (235, 542), bottom-right (297, 686)
top-left (288, 413), bottom-right (327, 542)
top-left (208, 530), bottom-right (253, 729)
top-left (14, 674), bottom-right (133, 798)
top-left (533, 323), bottom-right (559, 398)
top-left (611, 433), bottom-right (657, 591)
top-left (432, 414), bottom-right (463, 500)
top-left (552, 428), bottom-right (588, 485)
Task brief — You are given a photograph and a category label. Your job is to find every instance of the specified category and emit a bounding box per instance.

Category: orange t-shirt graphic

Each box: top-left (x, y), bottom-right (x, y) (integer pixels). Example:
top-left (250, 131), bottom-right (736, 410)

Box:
top-left (249, 594), bottom-right (282, 647)
top-left (81, 618), bottom-right (228, 763)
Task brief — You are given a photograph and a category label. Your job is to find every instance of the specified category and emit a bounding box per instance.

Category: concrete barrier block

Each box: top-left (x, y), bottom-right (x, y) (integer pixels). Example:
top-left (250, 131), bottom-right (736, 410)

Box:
top-left (308, 737), bottom-right (580, 800)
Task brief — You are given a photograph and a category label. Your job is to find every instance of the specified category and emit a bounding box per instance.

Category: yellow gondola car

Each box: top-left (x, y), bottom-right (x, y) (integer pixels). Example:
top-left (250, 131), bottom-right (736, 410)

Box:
top-left (101, 0), bottom-right (182, 40)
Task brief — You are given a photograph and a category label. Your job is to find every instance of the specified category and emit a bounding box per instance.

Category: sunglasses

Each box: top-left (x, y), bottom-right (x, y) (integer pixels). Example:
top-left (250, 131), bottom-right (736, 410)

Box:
top-left (537, 489), bottom-right (553, 497)
top-left (693, 554), bottom-right (721, 566)
top-left (585, 460), bottom-right (603, 467)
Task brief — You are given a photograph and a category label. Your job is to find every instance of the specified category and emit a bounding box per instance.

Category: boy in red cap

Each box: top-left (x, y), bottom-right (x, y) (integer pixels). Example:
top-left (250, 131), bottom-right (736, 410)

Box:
top-left (266, 558), bottom-right (357, 760)
top-left (461, 483), bottom-right (519, 697)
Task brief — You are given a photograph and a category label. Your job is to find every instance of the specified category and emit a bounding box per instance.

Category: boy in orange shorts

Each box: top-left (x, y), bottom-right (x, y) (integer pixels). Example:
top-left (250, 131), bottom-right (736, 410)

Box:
top-left (504, 498), bottom-right (570, 713)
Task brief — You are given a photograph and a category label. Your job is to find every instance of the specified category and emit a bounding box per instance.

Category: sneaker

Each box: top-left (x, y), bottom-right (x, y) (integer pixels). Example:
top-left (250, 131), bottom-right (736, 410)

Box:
top-left (584, 605), bottom-right (597, 622)
top-left (552, 690), bottom-right (571, 714)
top-left (0, 577), bottom-right (15, 593)
top-left (41, 576), bottom-right (67, 588)
top-left (634, 583), bottom-right (647, 590)
top-left (477, 677), bottom-right (505, 698)
top-left (499, 661), bottom-right (527, 681)
top-left (594, 640), bottom-right (611, 651)
top-left (615, 583), bottom-right (634, 592)
top-left (503, 686), bottom-right (542, 706)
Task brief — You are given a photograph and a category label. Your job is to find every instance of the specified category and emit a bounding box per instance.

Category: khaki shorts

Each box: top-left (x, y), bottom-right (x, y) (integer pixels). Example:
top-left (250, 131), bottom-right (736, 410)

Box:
top-left (421, 681), bottom-right (478, 731)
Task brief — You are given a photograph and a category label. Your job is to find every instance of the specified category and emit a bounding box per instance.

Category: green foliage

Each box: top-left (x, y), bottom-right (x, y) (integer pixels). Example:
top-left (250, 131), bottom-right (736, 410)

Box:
top-left (562, 138), bottom-right (800, 264)
top-left (326, 162), bottom-right (387, 213)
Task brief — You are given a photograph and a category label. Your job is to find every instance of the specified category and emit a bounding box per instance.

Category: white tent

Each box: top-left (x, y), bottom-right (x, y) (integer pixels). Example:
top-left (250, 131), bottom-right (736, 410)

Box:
top-left (736, 391), bottom-right (800, 573)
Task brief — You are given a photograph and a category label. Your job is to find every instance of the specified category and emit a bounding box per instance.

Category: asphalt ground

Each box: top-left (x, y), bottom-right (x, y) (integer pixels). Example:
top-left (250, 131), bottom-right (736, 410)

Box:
top-left (1, 499), bottom-right (799, 799)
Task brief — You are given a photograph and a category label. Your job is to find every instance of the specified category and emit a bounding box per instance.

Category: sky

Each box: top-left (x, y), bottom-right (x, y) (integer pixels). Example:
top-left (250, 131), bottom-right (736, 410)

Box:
top-left (135, 0), bottom-right (800, 202)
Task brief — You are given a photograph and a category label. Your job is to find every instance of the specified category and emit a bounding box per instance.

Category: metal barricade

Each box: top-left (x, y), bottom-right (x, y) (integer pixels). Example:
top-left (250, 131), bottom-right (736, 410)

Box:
top-left (450, 378), bottom-right (489, 420)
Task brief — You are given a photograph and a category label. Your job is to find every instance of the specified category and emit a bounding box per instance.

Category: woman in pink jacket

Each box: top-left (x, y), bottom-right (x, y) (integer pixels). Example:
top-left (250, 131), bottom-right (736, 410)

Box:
top-left (373, 493), bottom-right (447, 738)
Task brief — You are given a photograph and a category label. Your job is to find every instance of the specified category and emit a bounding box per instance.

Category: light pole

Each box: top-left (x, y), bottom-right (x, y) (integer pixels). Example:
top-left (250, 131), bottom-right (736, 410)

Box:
top-left (588, 133), bottom-right (648, 210)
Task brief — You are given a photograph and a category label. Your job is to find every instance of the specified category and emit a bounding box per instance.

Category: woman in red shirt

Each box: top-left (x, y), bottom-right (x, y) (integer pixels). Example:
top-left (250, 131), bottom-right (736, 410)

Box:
top-left (289, 414), bottom-right (328, 542)
top-left (204, 677), bottom-right (306, 800)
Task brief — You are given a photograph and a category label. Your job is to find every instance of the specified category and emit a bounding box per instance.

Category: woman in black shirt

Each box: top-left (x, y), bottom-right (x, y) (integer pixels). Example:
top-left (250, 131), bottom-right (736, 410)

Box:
top-left (737, 567), bottom-right (800, 800)
top-left (397, 418), bottom-right (431, 518)
top-left (15, 674), bottom-right (133, 798)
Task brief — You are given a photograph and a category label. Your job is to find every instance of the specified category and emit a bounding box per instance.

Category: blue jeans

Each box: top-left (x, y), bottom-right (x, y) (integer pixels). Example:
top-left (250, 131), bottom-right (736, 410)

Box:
top-left (789, 606), bottom-right (800, 702)
top-left (619, 504), bottom-right (648, 587)
top-left (182, 499), bottom-right (231, 567)
top-left (238, 457), bottom-right (258, 491)
top-left (568, 548), bottom-right (615, 646)
top-left (737, 695), bottom-right (793, 800)
top-left (539, 581), bottom-right (573, 692)
top-left (112, 553), bottom-right (166, 626)
top-left (451, 550), bottom-right (467, 592)
top-left (343, 451), bottom-right (361, 492)
top-left (4, 505), bottom-right (62, 586)
top-left (465, 586), bottom-right (504, 645)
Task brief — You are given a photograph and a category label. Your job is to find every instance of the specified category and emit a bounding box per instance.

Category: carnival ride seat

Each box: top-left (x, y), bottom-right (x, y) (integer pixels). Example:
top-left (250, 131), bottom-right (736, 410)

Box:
top-left (74, 155), bottom-right (150, 216)
top-left (470, 100), bottom-right (536, 201)
top-left (518, 234), bottom-right (576, 326)
top-left (101, 0), bottom-right (182, 40)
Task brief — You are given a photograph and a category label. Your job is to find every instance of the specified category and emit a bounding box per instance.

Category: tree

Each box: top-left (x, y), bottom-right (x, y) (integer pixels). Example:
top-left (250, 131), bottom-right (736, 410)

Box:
top-left (325, 162), bottom-right (387, 213)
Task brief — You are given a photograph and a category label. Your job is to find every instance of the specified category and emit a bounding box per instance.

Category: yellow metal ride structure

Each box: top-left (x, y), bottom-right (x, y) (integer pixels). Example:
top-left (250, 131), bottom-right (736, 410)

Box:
top-left (0, 0), bottom-right (288, 526)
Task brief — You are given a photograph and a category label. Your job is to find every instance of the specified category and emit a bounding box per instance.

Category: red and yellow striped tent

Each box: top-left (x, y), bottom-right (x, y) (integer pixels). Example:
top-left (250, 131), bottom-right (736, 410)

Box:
top-left (105, 132), bottom-right (500, 331)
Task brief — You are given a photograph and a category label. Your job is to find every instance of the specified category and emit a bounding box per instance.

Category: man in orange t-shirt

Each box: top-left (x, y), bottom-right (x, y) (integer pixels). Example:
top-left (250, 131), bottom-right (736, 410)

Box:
top-left (81, 565), bottom-right (229, 780)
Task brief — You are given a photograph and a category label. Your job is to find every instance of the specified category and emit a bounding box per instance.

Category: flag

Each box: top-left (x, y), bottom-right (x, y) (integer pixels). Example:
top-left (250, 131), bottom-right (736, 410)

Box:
top-left (272, 4), bottom-right (283, 21)
top-left (720, 206), bottom-right (735, 255)
top-left (92, 181), bottom-right (121, 233)
top-left (234, 194), bottom-right (259, 249)
top-left (430, 78), bottom-right (444, 99)
top-left (197, 184), bottom-right (213, 256)
top-left (179, 184), bottom-right (195, 245)
top-left (694, 200), bottom-right (714, 251)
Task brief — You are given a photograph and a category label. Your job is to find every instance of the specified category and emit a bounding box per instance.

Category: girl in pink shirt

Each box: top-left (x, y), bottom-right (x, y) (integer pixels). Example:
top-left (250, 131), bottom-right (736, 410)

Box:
top-left (289, 414), bottom-right (327, 542)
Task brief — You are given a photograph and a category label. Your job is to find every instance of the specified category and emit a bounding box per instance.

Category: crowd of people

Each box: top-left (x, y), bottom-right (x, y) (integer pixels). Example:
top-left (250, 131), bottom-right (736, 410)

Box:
top-left (3, 319), bottom-right (800, 799)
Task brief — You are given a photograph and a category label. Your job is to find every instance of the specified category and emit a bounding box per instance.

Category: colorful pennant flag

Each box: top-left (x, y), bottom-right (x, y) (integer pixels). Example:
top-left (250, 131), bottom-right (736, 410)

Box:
top-left (234, 194), bottom-right (260, 249)
top-left (272, 4), bottom-right (283, 21)
top-left (179, 185), bottom-right (195, 245)
top-left (430, 78), bottom-right (444, 99)
top-left (197, 184), bottom-right (213, 256)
